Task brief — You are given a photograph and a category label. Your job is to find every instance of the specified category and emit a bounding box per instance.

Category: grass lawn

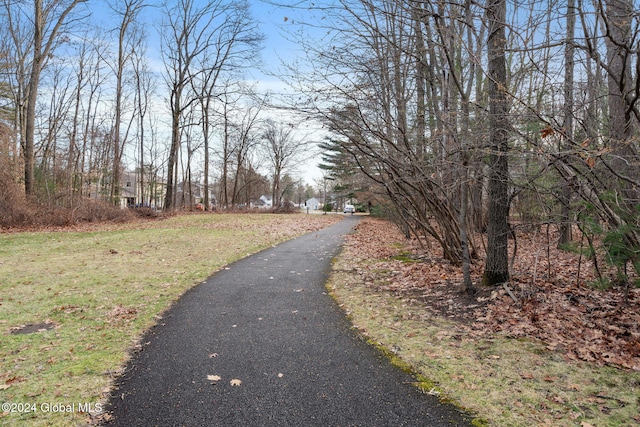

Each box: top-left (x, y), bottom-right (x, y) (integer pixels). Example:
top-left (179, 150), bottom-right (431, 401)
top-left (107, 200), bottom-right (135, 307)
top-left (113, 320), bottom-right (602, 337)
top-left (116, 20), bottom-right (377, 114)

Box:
top-left (0, 213), bottom-right (340, 426)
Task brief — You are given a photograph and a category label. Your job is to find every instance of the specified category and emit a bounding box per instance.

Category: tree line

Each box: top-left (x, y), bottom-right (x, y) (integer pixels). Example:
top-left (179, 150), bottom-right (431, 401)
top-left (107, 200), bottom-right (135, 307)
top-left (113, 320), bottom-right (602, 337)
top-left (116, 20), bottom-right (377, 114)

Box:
top-left (289, 0), bottom-right (640, 289)
top-left (0, 0), bottom-right (312, 215)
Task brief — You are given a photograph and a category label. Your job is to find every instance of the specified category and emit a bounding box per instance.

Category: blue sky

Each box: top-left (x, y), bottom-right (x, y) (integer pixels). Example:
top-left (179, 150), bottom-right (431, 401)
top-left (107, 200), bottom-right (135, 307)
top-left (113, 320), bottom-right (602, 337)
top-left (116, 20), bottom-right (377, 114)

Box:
top-left (90, 0), bottom-right (306, 86)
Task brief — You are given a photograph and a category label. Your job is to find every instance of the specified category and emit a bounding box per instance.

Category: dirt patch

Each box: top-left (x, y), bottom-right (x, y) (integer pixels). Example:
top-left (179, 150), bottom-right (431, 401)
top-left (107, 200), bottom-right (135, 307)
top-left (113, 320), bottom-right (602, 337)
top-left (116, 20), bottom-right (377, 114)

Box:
top-left (10, 322), bottom-right (57, 335)
top-left (409, 282), bottom-right (495, 323)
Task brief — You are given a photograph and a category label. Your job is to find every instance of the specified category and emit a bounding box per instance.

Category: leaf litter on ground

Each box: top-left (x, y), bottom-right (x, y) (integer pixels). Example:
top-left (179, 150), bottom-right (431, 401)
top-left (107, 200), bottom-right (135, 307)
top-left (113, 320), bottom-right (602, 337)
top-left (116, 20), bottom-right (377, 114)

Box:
top-left (328, 218), bottom-right (640, 427)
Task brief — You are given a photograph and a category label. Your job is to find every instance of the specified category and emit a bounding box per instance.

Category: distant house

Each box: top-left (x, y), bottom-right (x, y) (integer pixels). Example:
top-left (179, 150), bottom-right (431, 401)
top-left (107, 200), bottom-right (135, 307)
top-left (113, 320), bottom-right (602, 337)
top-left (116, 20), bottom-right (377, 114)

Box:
top-left (305, 197), bottom-right (320, 210)
top-left (116, 171), bottom-right (166, 210)
top-left (116, 172), bottom-right (222, 210)
top-left (176, 181), bottom-right (216, 209)
top-left (255, 195), bottom-right (272, 209)
top-left (119, 171), bottom-right (138, 209)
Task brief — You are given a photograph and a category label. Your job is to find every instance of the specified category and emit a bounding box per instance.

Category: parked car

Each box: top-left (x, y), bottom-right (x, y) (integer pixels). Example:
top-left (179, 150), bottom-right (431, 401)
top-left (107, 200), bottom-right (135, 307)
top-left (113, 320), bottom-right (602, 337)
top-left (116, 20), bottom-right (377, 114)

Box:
top-left (344, 204), bottom-right (355, 214)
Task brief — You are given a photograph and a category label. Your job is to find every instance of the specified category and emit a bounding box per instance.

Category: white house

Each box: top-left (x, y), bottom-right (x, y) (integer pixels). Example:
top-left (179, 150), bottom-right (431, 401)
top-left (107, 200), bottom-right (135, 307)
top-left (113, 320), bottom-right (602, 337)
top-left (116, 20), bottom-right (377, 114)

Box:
top-left (304, 197), bottom-right (321, 210)
top-left (256, 195), bottom-right (272, 209)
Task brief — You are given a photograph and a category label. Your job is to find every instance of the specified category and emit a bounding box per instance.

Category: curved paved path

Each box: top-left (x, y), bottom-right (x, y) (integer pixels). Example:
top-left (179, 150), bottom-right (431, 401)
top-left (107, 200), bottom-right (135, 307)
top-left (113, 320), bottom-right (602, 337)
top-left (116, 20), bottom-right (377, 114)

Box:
top-left (103, 216), bottom-right (473, 426)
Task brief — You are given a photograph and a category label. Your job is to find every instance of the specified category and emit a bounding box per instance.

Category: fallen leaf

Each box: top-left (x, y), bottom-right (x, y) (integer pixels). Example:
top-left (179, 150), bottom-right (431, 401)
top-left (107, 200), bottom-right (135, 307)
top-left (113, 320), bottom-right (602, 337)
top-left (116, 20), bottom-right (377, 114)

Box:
top-left (342, 217), bottom-right (640, 371)
top-left (541, 126), bottom-right (555, 139)
top-left (230, 379), bottom-right (242, 386)
top-left (5, 376), bottom-right (25, 385)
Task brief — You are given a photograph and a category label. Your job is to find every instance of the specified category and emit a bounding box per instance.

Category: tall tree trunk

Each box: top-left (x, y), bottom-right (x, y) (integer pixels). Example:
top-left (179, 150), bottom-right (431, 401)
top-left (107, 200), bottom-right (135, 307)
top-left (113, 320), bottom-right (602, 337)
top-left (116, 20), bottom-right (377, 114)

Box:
top-left (24, 0), bottom-right (45, 196)
top-left (482, 0), bottom-right (510, 286)
top-left (605, 0), bottom-right (636, 207)
top-left (222, 106), bottom-right (229, 207)
top-left (24, 65), bottom-right (41, 196)
top-left (558, 0), bottom-right (575, 246)
top-left (411, 1), bottom-right (427, 158)
top-left (202, 117), bottom-right (210, 210)
top-left (605, 0), bottom-right (633, 145)
top-left (68, 61), bottom-right (83, 206)
top-left (111, 43), bottom-right (123, 205)
top-left (23, 0), bottom-right (86, 196)
top-left (164, 105), bottom-right (180, 210)
top-left (137, 71), bottom-right (145, 207)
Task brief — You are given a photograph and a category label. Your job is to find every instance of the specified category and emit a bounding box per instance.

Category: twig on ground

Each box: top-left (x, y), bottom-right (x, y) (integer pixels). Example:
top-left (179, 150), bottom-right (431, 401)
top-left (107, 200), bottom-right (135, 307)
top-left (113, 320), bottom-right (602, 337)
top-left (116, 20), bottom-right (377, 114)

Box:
top-left (502, 282), bottom-right (520, 306)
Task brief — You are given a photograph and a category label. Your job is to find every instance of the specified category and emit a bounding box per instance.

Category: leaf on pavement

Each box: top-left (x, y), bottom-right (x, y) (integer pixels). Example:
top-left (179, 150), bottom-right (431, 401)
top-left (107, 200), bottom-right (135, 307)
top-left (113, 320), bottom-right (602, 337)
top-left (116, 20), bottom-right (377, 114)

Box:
top-left (207, 375), bottom-right (222, 383)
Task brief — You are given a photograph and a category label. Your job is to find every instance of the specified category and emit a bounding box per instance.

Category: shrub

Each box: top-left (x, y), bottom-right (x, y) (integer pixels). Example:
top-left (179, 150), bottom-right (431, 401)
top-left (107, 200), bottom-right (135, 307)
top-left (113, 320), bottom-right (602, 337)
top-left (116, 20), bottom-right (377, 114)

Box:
top-left (0, 173), bottom-right (134, 228)
top-left (0, 172), bottom-right (35, 228)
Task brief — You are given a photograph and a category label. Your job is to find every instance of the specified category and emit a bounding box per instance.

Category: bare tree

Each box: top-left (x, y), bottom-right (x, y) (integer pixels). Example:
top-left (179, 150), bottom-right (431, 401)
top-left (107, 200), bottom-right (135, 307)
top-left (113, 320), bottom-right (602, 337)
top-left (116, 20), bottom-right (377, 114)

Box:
top-left (160, 0), bottom-right (262, 211)
top-left (161, 0), bottom-right (214, 210)
top-left (193, 64), bottom-right (222, 210)
top-left (558, 0), bottom-right (576, 246)
top-left (230, 91), bottom-right (264, 208)
top-left (281, 0), bottom-right (487, 263)
top-left (63, 29), bottom-right (107, 206)
top-left (2, 0), bottom-right (87, 196)
top-left (80, 34), bottom-right (109, 201)
top-left (261, 119), bottom-right (308, 208)
top-left (0, 42), bottom-right (18, 176)
top-left (210, 84), bottom-right (265, 209)
top-left (39, 60), bottom-right (74, 202)
top-left (0, 7), bottom-right (27, 179)
top-left (131, 33), bottom-right (156, 207)
top-left (109, 0), bottom-right (147, 204)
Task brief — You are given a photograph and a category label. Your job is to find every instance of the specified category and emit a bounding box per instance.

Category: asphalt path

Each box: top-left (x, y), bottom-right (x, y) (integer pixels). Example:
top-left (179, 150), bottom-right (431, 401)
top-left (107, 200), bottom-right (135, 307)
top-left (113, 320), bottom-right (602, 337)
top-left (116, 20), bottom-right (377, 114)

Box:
top-left (103, 216), bottom-right (473, 426)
